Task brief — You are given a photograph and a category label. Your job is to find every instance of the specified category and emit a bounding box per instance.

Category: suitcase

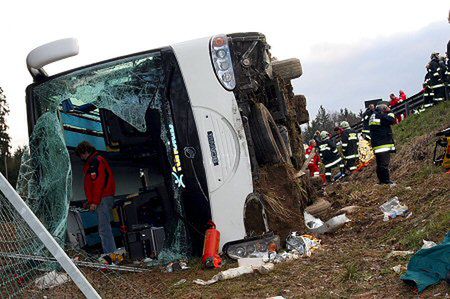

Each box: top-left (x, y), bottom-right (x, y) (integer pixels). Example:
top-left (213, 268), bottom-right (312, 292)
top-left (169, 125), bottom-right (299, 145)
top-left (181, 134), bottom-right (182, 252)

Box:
top-left (125, 226), bottom-right (165, 260)
top-left (67, 208), bottom-right (87, 249)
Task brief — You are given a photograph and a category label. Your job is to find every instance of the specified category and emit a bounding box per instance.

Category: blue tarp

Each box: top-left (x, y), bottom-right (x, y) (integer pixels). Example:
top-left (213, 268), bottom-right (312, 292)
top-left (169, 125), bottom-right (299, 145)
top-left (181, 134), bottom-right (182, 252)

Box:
top-left (401, 232), bottom-right (450, 293)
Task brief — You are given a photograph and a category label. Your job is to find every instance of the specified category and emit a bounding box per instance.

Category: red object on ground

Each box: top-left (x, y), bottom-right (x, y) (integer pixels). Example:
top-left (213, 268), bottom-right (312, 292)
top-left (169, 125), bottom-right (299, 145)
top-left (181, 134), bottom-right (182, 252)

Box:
top-left (202, 221), bottom-right (222, 269)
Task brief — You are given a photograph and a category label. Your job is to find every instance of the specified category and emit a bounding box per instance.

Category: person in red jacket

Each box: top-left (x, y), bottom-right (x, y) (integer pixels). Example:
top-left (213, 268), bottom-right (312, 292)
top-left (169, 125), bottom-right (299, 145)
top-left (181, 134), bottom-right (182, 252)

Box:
top-left (305, 140), bottom-right (320, 177)
top-left (389, 93), bottom-right (400, 107)
top-left (75, 141), bottom-right (117, 254)
top-left (399, 90), bottom-right (407, 101)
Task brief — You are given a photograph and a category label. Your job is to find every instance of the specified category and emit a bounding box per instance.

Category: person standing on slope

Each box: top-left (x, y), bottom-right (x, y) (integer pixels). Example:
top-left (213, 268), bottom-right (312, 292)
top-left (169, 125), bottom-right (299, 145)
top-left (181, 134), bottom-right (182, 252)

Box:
top-left (369, 102), bottom-right (396, 185)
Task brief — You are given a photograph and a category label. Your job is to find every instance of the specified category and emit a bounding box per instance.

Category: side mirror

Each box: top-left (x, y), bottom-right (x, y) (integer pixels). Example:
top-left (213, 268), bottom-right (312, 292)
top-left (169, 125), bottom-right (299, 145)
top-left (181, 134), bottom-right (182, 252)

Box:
top-left (26, 38), bottom-right (79, 80)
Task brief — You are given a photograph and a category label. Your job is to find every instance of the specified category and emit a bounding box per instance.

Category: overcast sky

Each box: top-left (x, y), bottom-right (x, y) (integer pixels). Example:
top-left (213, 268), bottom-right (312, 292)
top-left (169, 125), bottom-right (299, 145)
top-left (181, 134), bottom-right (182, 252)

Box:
top-left (0, 0), bottom-right (448, 149)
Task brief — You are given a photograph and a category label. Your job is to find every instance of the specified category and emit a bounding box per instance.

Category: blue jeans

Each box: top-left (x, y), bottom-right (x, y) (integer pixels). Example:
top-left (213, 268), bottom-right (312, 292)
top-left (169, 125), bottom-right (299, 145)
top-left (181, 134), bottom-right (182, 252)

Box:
top-left (97, 196), bottom-right (117, 254)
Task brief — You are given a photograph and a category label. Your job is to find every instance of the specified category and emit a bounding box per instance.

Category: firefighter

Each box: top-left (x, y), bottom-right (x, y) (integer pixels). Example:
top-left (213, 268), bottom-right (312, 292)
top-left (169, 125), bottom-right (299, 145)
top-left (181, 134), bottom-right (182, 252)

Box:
top-left (361, 104), bottom-right (375, 141)
top-left (421, 64), bottom-right (435, 111)
top-left (369, 103), bottom-right (396, 185)
top-left (340, 121), bottom-right (359, 173)
top-left (318, 130), bottom-right (343, 182)
top-left (75, 141), bottom-right (117, 254)
top-left (429, 52), bottom-right (446, 103)
top-left (305, 140), bottom-right (320, 177)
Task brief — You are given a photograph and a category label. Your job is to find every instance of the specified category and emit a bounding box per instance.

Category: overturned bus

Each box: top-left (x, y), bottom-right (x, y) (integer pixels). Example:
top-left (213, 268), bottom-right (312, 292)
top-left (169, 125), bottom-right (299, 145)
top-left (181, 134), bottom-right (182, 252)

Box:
top-left (25, 33), bottom-right (309, 259)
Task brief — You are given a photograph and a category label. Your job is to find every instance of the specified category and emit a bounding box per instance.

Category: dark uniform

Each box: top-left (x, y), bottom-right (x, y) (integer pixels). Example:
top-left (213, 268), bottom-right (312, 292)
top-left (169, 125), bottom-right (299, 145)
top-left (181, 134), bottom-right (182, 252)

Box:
top-left (361, 107), bottom-right (374, 141)
top-left (369, 109), bottom-right (396, 184)
top-left (421, 68), bottom-right (434, 111)
top-left (429, 56), bottom-right (446, 103)
top-left (341, 128), bottom-right (359, 172)
top-left (318, 138), bottom-right (343, 182)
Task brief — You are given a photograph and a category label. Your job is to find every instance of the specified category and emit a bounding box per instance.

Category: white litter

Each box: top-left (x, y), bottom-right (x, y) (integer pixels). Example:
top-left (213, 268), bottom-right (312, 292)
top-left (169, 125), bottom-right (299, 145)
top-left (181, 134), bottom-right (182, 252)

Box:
top-left (421, 240), bottom-right (437, 249)
top-left (391, 264), bottom-right (406, 273)
top-left (386, 250), bottom-right (414, 258)
top-left (193, 263), bottom-right (275, 286)
top-left (285, 233), bottom-right (321, 256)
top-left (380, 197), bottom-right (408, 221)
top-left (35, 271), bottom-right (70, 290)
top-left (238, 257), bottom-right (264, 268)
top-left (174, 279), bottom-right (186, 286)
top-left (304, 211), bottom-right (350, 234)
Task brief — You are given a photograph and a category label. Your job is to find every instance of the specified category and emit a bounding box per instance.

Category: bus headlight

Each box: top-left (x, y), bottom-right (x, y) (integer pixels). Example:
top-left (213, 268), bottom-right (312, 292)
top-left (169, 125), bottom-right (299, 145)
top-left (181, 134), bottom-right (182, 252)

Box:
top-left (210, 34), bottom-right (236, 90)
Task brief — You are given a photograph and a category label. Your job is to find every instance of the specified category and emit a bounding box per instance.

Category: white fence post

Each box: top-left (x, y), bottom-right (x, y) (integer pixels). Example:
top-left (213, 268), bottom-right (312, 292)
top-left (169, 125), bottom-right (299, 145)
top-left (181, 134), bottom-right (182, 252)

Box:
top-left (0, 172), bottom-right (101, 299)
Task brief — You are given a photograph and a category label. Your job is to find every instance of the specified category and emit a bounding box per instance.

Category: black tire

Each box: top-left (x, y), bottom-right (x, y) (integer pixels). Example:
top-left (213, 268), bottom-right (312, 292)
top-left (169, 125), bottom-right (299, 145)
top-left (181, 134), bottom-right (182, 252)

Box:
top-left (292, 94), bottom-right (309, 124)
top-left (305, 198), bottom-right (331, 217)
top-left (272, 58), bottom-right (302, 80)
top-left (249, 103), bottom-right (290, 164)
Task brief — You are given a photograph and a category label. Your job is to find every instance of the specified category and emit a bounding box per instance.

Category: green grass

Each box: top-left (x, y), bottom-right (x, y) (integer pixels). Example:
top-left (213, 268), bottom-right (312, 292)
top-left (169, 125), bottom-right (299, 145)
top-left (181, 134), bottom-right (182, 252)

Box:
top-left (393, 100), bottom-right (450, 145)
top-left (340, 262), bottom-right (361, 282)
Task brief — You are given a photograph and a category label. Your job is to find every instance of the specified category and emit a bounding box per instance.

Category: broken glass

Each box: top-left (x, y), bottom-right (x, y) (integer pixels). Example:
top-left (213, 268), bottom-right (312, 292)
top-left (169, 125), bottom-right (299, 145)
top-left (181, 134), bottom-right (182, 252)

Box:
top-left (1, 51), bottom-right (190, 289)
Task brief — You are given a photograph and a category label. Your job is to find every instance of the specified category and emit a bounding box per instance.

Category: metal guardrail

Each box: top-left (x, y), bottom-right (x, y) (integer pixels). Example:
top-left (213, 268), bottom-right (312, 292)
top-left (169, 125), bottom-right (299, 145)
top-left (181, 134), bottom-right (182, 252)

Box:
top-left (348, 83), bottom-right (448, 133)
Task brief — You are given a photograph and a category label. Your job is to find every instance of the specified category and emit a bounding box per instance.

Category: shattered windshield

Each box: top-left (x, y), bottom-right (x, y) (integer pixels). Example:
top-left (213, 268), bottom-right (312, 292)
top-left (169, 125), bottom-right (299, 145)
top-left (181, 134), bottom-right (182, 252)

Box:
top-left (33, 52), bottom-right (163, 132)
top-left (20, 51), bottom-right (189, 262)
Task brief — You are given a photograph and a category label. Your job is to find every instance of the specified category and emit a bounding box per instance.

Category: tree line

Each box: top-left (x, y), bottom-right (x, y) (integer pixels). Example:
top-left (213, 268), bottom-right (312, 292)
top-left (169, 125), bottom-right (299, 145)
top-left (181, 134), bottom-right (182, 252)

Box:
top-left (0, 87), bottom-right (26, 188)
top-left (302, 105), bottom-right (361, 142)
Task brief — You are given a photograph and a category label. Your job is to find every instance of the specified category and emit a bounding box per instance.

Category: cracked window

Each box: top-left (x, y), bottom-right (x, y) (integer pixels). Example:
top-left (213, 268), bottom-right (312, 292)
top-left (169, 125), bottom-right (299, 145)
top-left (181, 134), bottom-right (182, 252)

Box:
top-left (20, 51), bottom-right (189, 261)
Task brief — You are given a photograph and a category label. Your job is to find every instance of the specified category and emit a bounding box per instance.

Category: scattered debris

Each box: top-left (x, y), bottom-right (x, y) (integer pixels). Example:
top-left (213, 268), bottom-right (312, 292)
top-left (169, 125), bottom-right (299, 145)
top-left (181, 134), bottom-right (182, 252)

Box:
top-left (166, 261), bottom-right (189, 273)
top-left (35, 271), bottom-right (70, 290)
top-left (265, 250), bottom-right (302, 264)
top-left (392, 264), bottom-right (406, 273)
top-left (193, 263), bottom-right (275, 286)
top-left (338, 205), bottom-right (360, 214)
top-left (238, 258), bottom-right (264, 268)
top-left (286, 233), bottom-right (321, 256)
top-left (386, 250), bottom-right (414, 258)
top-left (304, 198), bottom-right (331, 217)
top-left (379, 197), bottom-right (409, 221)
top-left (173, 279), bottom-right (187, 286)
top-left (421, 240), bottom-right (437, 249)
top-left (304, 211), bottom-right (350, 234)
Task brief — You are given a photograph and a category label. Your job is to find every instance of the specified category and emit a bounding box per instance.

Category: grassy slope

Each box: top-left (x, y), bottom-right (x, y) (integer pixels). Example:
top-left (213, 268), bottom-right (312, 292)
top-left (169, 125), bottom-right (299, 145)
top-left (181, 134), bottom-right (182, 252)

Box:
top-left (151, 101), bottom-right (450, 298)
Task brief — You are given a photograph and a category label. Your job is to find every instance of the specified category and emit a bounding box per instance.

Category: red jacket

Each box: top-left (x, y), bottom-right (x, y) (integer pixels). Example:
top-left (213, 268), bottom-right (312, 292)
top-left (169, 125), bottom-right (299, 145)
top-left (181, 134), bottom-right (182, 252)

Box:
top-left (390, 96), bottom-right (400, 107)
top-left (83, 152), bottom-right (116, 205)
top-left (399, 91), bottom-right (407, 101)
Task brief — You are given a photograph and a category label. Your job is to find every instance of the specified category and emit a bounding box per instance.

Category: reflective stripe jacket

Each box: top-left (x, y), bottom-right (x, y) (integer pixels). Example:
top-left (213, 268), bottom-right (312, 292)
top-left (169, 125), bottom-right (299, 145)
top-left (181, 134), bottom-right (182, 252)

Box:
top-left (361, 108), bottom-right (374, 133)
top-left (341, 128), bottom-right (359, 159)
top-left (318, 139), bottom-right (341, 168)
top-left (429, 58), bottom-right (444, 86)
top-left (83, 152), bottom-right (116, 205)
top-left (369, 110), bottom-right (396, 154)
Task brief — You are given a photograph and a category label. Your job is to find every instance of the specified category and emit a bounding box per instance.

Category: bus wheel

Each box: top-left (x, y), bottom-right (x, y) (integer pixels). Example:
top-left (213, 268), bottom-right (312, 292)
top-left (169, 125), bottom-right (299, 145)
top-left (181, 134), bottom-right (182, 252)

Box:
top-left (272, 58), bottom-right (302, 80)
top-left (249, 103), bottom-right (290, 164)
top-left (244, 193), bottom-right (269, 236)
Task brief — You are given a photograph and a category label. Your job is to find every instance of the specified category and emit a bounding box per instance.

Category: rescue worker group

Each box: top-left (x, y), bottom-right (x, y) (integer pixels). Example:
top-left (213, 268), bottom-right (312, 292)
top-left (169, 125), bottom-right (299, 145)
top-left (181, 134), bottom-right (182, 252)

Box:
top-left (305, 50), bottom-right (450, 185)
